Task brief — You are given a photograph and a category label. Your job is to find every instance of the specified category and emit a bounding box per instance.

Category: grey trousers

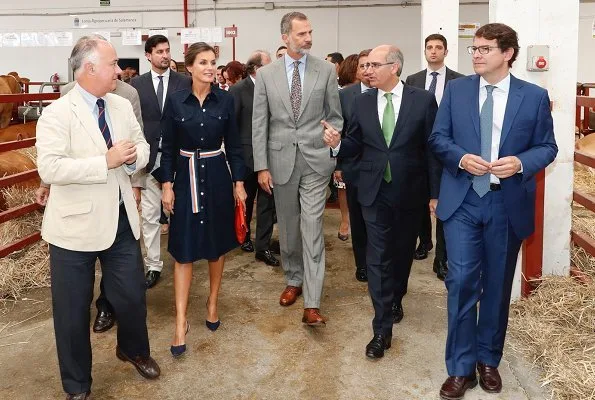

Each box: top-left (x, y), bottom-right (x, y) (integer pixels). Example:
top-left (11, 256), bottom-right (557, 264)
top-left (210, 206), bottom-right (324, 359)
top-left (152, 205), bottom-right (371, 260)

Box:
top-left (273, 150), bottom-right (329, 308)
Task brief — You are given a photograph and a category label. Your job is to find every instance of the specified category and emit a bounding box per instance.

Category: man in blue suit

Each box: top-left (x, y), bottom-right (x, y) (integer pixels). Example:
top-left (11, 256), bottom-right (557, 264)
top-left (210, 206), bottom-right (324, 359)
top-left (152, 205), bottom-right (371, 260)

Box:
top-left (428, 23), bottom-right (557, 400)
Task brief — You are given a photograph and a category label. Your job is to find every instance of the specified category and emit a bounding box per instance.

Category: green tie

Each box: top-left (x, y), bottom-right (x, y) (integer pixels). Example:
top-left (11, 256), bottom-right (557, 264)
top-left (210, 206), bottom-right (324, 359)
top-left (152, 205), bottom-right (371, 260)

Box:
top-left (382, 92), bottom-right (395, 182)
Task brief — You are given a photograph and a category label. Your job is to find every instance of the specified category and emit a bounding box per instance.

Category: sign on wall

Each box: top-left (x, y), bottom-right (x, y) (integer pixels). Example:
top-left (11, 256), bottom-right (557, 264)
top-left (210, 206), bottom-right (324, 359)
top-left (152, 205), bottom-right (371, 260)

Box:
top-left (459, 22), bottom-right (480, 39)
top-left (100, 0), bottom-right (110, 6)
top-left (224, 26), bottom-right (238, 38)
top-left (148, 29), bottom-right (168, 38)
top-left (122, 30), bottom-right (142, 46)
top-left (73, 13), bottom-right (142, 29)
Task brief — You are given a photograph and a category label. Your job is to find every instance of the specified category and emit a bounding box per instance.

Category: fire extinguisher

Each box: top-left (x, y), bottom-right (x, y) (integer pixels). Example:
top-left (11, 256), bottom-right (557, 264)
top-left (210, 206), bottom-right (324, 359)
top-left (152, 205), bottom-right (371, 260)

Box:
top-left (50, 73), bottom-right (60, 92)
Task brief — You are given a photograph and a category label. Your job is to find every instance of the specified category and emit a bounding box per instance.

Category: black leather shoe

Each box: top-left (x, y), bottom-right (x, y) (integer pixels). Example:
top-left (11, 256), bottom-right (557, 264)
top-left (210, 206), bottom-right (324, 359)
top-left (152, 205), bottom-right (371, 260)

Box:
top-left (365, 334), bottom-right (392, 359)
top-left (116, 347), bottom-right (161, 380)
top-left (355, 267), bottom-right (368, 282)
top-left (255, 250), bottom-right (280, 266)
top-left (413, 242), bottom-right (433, 260)
top-left (145, 270), bottom-right (160, 289)
top-left (435, 259), bottom-right (448, 281)
top-left (270, 240), bottom-right (280, 255)
top-left (93, 309), bottom-right (114, 333)
top-left (392, 303), bottom-right (404, 324)
top-left (65, 391), bottom-right (91, 400)
top-left (241, 239), bottom-right (254, 252)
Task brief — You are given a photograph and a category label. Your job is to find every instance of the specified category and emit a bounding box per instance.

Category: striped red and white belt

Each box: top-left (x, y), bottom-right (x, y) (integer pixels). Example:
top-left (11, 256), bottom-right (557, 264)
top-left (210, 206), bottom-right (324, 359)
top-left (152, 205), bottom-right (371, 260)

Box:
top-left (179, 148), bottom-right (222, 213)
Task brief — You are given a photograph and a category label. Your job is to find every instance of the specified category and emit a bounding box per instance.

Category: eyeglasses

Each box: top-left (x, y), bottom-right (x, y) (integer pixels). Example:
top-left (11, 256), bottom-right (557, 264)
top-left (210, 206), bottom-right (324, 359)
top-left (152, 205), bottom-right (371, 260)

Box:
top-left (467, 46), bottom-right (499, 55)
top-left (361, 62), bottom-right (395, 71)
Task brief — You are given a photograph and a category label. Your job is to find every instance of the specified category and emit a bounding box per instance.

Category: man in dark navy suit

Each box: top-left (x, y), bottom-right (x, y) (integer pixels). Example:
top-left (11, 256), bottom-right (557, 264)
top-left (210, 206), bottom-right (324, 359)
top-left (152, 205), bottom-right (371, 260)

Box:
top-left (428, 23), bottom-right (557, 399)
top-left (406, 33), bottom-right (464, 281)
top-left (323, 44), bottom-right (439, 359)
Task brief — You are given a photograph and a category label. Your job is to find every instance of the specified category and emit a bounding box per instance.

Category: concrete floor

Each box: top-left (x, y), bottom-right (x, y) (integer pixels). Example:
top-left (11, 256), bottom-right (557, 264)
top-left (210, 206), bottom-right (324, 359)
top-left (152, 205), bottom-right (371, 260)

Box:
top-left (0, 209), bottom-right (549, 400)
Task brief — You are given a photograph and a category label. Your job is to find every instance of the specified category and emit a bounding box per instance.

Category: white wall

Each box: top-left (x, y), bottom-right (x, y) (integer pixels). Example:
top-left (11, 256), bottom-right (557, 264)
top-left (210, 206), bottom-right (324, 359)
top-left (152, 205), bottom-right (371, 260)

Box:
top-left (0, 1), bottom-right (592, 83)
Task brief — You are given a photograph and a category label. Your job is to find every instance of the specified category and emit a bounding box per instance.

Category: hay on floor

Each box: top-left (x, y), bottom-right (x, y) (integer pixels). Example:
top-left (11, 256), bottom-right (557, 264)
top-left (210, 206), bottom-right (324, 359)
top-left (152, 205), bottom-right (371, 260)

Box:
top-left (0, 186), bottom-right (49, 300)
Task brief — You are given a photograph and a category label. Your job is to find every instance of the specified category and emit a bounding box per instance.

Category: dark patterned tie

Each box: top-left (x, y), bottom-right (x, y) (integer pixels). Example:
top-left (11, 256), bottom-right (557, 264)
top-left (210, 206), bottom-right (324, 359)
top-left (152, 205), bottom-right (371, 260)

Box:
top-left (96, 98), bottom-right (112, 149)
top-left (290, 60), bottom-right (302, 121)
top-left (473, 85), bottom-right (496, 197)
top-left (428, 71), bottom-right (439, 94)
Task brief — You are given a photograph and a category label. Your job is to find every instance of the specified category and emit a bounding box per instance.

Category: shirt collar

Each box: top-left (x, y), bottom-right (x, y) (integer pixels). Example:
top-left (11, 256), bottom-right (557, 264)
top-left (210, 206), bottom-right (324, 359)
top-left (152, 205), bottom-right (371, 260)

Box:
top-left (151, 68), bottom-right (171, 80)
top-left (181, 87), bottom-right (220, 103)
top-left (285, 53), bottom-right (307, 70)
top-left (75, 82), bottom-right (103, 111)
top-left (250, 75), bottom-right (256, 84)
top-left (377, 80), bottom-right (404, 99)
top-left (360, 82), bottom-right (371, 93)
top-left (479, 73), bottom-right (510, 94)
top-left (427, 65), bottom-right (447, 76)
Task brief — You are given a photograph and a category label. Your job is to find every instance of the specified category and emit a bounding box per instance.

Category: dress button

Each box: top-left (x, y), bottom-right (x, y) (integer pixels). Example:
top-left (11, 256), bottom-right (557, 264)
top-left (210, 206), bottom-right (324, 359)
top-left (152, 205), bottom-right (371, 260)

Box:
top-left (200, 220), bottom-right (204, 224)
top-left (182, 117), bottom-right (185, 122)
top-left (201, 138), bottom-right (204, 141)
top-left (200, 192), bottom-right (204, 195)
top-left (200, 123), bottom-right (204, 126)
top-left (202, 109), bottom-right (206, 112)
top-left (201, 165), bottom-right (205, 168)
top-left (201, 179), bottom-right (204, 182)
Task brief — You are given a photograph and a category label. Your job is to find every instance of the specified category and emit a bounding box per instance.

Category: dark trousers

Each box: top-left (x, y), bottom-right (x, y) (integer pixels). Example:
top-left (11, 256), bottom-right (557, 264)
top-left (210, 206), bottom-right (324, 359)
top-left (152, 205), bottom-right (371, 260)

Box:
top-left (362, 182), bottom-right (422, 336)
top-left (417, 205), bottom-right (448, 262)
top-left (345, 183), bottom-right (367, 270)
top-left (443, 189), bottom-right (522, 376)
top-left (49, 205), bottom-right (150, 394)
top-left (244, 169), bottom-right (276, 252)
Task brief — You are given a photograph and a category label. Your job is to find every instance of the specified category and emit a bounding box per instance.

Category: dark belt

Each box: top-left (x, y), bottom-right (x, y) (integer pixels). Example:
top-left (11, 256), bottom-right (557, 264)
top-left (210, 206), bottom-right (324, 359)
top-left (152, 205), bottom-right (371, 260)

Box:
top-left (490, 183), bottom-right (501, 191)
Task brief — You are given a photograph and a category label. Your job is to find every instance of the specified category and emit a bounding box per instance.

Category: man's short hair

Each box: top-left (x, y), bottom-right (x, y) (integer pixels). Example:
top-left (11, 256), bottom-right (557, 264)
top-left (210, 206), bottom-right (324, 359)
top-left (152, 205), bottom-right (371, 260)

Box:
top-left (276, 45), bottom-right (287, 52)
top-left (217, 65), bottom-right (226, 71)
top-left (280, 12), bottom-right (308, 35)
top-left (70, 35), bottom-right (108, 75)
top-left (425, 33), bottom-right (448, 50)
top-left (386, 46), bottom-right (404, 77)
top-left (326, 52), bottom-right (344, 65)
top-left (144, 34), bottom-right (169, 54)
top-left (475, 23), bottom-right (520, 67)
top-left (358, 49), bottom-right (372, 61)
top-left (246, 50), bottom-right (271, 75)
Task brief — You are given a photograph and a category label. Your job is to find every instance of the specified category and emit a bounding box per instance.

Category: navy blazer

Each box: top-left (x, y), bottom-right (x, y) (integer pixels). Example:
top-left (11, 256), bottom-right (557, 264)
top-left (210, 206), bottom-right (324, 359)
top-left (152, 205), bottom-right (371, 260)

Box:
top-left (337, 84), bottom-right (439, 208)
top-left (130, 71), bottom-right (191, 172)
top-left (337, 83), bottom-right (365, 185)
top-left (428, 74), bottom-right (558, 240)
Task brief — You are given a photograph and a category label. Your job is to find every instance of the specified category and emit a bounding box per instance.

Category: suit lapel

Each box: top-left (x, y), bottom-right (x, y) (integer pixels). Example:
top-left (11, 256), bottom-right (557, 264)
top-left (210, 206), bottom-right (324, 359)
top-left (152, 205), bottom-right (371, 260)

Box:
top-left (144, 73), bottom-right (161, 116)
top-left (70, 90), bottom-right (108, 152)
top-left (363, 89), bottom-right (385, 148)
top-left (390, 84), bottom-right (413, 148)
top-left (299, 59), bottom-right (320, 119)
top-left (105, 94), bottom-right (121, 142)
top-left (272, 61), bottom-right (294, 118)
top-left (500, 75), bottom-right (524, 149)
top-left (469, 75), bottom-right (481, 138)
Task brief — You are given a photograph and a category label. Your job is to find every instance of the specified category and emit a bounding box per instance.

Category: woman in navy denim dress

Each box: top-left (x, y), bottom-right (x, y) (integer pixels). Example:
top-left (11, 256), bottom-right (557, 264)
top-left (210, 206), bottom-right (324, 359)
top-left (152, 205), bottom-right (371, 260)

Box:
top-left (161, 42), bottom-right (247, 356)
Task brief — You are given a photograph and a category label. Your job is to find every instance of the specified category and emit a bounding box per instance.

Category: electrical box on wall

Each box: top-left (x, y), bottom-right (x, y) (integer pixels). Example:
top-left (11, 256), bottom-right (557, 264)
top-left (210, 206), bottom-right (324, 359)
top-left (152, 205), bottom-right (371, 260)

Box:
top-left (526, 45), bottom-right (549, 72)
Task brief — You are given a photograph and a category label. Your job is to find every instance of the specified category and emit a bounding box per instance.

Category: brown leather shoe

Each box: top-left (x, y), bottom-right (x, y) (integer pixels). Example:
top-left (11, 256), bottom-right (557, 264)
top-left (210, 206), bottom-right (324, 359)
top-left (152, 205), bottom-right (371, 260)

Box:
top-left (116, 347), bottom-right (161, 380)
top-left (65, 392), bottom-right (90, 400)
top-left (302, 308), bottom-right (326, 326)
top-left (439, 374), bottom-right (478, 400)
top-left (279, 286), bottom-right (302, 306)
top-left (477, 362), bottom-right (502, 393)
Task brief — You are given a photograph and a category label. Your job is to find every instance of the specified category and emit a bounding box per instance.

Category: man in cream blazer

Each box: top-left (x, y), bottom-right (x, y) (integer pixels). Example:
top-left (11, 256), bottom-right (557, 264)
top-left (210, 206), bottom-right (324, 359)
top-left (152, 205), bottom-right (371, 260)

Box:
top-left (36, 36), bottom-right (159, 399)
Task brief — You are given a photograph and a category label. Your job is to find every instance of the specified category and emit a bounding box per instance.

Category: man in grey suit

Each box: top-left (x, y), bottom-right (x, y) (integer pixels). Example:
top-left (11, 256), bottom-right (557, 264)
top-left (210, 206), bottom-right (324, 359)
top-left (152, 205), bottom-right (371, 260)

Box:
top-left (252, 11), bottom-right (343, 325)
top-left (405, 33), bottom-right (464, 281)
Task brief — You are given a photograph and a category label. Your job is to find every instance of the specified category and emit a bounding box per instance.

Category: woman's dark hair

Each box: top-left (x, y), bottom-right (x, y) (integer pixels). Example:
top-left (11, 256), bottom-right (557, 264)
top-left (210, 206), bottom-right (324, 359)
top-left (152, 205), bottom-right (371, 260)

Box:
top-left (337, 54), bottom-right (359, 87)
top-left (225, 61), bottom-right (245, 84)
top-left (184, 42), bottom-right (216, 67)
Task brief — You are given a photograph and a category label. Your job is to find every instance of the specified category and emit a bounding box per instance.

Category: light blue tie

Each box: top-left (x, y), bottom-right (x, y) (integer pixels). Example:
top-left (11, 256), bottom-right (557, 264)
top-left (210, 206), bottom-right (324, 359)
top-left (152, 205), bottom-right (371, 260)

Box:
top-left (473, 85), bottom-right (495, 197)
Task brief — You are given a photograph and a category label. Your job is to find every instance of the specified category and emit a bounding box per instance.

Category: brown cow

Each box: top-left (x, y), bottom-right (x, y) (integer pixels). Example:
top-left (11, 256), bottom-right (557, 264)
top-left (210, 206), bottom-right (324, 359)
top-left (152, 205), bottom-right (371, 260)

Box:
top-left (576, 133), bottom-right (595, 157)
top-left (0, 121), bottom-right (36, 143)
top-left (0, 150), bottom-right (39, 211)
top-left (0, 72), bottom-right (25, 129)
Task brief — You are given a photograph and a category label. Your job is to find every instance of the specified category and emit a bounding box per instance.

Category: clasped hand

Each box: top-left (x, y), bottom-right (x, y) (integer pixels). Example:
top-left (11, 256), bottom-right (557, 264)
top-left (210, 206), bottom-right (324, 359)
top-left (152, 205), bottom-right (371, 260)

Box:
top-left (461, 154), bottom-right (521, 179)
top-left (106, 140), bottom-right (137, 169)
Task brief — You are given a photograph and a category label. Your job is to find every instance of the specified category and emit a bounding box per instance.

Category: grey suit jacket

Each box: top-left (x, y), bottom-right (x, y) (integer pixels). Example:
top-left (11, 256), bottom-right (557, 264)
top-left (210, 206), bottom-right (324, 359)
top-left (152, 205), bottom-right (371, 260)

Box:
top-left (405, 67), bottom-right (465, 91)
top-left (252, 55), bottom-right (343, 185)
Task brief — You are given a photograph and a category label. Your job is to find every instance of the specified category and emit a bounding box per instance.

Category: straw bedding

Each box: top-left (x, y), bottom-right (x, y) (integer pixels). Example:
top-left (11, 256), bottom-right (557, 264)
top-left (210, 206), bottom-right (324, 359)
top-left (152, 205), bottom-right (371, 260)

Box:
top-left (508, 163), bottom-right (595, 400)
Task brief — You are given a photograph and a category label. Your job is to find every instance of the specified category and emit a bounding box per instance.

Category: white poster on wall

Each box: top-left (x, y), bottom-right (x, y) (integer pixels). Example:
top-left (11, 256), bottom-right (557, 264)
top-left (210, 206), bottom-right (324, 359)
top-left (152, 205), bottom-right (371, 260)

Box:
top-left (212, 27), bottom-right (223, 43)
top-left (122, 29), bottom-right (142, 46)
top-left (181, 28), bottom-right (200, 44)
top-left (200, 27), bottom-right (212, 43)
top-left (148, 29), bottom-right (168, 38)
top-left (2, 33), bottom-right (21, 47)
top-left (592, 19), bottom-right (595, 38)
top-left (53, 32), bottom-right (74, 47)
top-left (73, 13), bottom-right (142, 29)
top-left (20, 32), bottom-right (39, 47)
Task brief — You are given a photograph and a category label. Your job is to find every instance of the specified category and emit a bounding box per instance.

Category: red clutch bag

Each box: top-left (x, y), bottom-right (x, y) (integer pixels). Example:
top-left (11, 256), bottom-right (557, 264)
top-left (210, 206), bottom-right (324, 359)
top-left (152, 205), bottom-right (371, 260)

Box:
top-left (235, 201), bottom-right (248, 244)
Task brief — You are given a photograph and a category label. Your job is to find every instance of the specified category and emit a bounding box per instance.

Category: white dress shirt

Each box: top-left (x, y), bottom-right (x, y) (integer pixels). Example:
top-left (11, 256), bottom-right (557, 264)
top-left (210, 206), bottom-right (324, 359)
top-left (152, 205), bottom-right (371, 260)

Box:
top-left (332, 81), bottom-right (403, 155)
top-left (284, 53), bottom-right (307, 92)
top-left (425, 65), bottom-right (447, 105)
top-left (360, 82), bottom-right (371, 93)
top-left (151, 68), bottom-right (170, 111)
top-left (479, 74), bottom-right (510, 184)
